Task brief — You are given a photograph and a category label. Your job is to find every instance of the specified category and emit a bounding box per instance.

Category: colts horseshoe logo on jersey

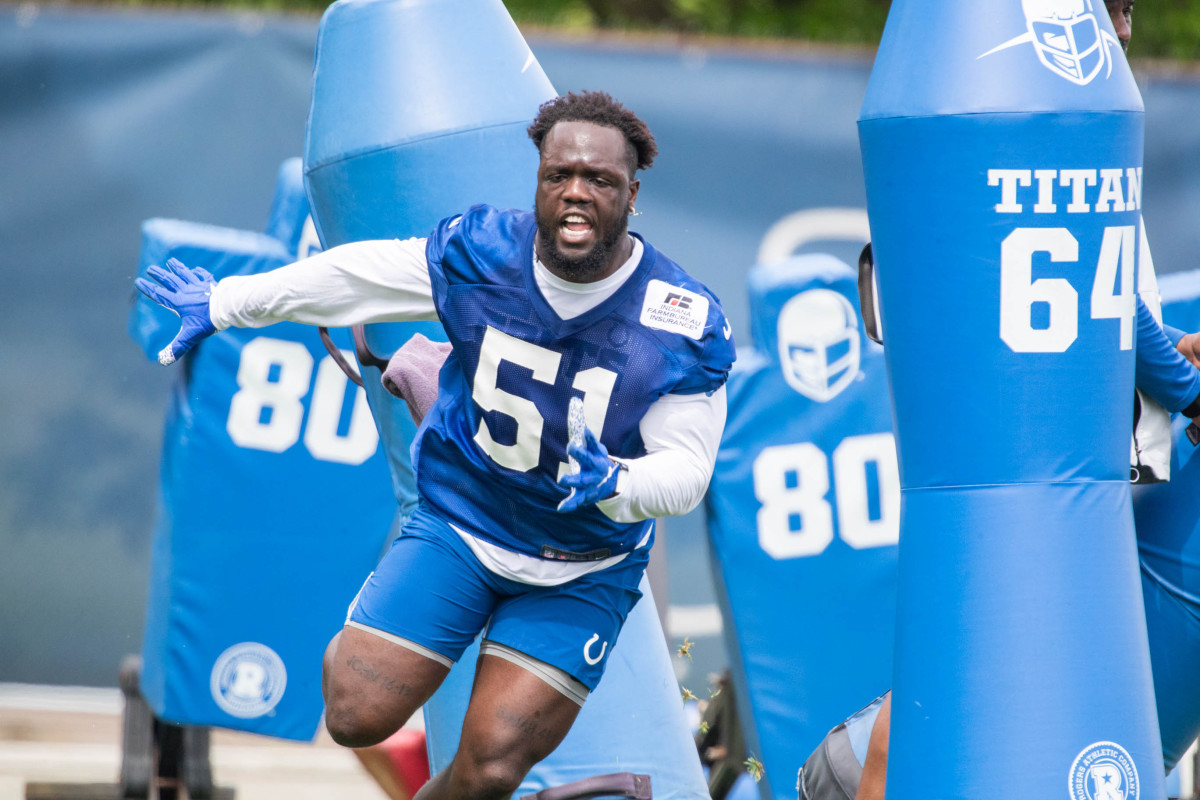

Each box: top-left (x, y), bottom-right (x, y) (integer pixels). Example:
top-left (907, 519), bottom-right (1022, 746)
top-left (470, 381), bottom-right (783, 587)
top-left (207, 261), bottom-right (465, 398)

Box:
top-left (583, 633), bottom-right (608, 665)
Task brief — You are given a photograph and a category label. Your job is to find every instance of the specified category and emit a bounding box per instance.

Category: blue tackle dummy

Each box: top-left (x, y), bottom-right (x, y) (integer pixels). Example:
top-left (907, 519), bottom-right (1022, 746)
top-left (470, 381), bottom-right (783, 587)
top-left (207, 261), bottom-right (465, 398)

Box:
top-left (129, 159), bottom-right (396, 740)
top-left (706, 255), bottom-right (897, 799)
top-left (304, 1), bottom-right (708, 794)
top-left (859, 2), bottom-right (1162, 797)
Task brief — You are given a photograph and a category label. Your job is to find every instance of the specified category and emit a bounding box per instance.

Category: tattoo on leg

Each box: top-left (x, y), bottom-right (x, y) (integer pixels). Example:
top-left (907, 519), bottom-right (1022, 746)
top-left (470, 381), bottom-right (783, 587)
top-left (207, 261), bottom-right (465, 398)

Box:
top-left (346, 655), bottom-right (415, 699)
top-left (495, 705), bottom-right (557, 744)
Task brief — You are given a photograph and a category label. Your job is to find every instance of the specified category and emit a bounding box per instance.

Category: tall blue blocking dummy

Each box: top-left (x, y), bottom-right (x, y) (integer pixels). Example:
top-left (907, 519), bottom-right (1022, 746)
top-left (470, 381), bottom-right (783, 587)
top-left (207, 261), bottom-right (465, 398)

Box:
top-left (706, 255), bottom-right (897, 799)
top-left (130, 159), bottom-right (396, 740)
top-left (858, 2), bottom-right (1162, 798)
top-left (304, 1), bottom-right (708, 795)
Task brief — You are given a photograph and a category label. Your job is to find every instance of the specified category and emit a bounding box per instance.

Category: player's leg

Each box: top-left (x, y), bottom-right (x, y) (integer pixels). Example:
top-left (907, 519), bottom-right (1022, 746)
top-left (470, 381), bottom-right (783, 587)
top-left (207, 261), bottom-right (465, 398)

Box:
top-left (417, 547), bottom-right (650, 799)
top-left (413, 652), bottom-right (584, 800)
top-left (322, 626), bottom-right (450, 747)
top-left (323, 508), bottom-right (498, 748)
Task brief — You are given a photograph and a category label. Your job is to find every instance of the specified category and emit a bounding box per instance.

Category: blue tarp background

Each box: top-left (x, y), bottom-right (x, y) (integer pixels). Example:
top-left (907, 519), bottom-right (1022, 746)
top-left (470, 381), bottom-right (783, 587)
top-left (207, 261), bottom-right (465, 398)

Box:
top-left (2, 4), bottom-right (1199, 688)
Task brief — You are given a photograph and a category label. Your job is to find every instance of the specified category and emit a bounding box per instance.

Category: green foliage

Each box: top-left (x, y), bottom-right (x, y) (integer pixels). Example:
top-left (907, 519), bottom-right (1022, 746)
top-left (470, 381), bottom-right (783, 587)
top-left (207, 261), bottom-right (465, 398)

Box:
top-left (502, 0), bottom-right (890, 41)
top-left (61, 0), bottom-right (1200, 61)
top-left (667, 0), bottom-right (888, 41)
top-left (504, 0), bottom-right (1200, 62)
top-left (1132, 1), bottom-right (1200, 61)
top-left (504, 0), bottom-right (599, 30)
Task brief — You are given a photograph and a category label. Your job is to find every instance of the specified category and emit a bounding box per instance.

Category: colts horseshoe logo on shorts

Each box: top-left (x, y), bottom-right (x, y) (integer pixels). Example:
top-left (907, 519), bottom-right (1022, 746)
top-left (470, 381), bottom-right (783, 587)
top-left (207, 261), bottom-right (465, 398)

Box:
top-left (583, 633), bottom-right (608, 665)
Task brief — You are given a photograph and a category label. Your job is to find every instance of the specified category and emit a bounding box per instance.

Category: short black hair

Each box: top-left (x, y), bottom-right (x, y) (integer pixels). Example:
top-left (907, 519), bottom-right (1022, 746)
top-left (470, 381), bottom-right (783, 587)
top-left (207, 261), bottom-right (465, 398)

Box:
top-left (527, 90), bottom-right (658, 175)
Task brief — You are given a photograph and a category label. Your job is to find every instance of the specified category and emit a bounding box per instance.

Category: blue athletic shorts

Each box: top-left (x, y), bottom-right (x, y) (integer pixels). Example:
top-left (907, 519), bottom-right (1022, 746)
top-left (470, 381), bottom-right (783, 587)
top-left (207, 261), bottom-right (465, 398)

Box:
top-left (346, 504), bottom-right (649, 690)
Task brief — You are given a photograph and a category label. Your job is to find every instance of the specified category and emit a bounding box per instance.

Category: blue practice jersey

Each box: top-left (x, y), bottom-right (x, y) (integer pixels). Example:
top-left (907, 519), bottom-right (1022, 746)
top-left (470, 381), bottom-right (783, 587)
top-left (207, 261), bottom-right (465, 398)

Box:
top-left (412, 205), bottom-right (734, 560)
top-left (1135, 295), bottom-right (1200, 413)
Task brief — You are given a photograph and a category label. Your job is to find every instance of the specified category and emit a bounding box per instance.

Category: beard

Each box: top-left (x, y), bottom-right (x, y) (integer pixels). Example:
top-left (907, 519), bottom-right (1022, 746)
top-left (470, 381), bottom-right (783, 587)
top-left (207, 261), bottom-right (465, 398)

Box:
top-left (534, 206), bottom-right (630, 283)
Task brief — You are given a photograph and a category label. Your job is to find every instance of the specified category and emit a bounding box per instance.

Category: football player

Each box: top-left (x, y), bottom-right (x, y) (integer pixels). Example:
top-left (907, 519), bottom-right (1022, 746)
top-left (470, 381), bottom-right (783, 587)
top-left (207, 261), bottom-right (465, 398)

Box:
top-left (138, 91), bottom-right (735, 800)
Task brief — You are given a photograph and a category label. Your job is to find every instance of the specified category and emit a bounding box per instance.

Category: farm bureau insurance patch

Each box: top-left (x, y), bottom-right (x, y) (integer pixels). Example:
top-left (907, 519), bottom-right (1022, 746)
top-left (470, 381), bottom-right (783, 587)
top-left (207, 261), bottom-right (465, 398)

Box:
top-left (1069, 741), bottom-right (1139, 800)
top-left (640, 279), bottom-right (709, 340)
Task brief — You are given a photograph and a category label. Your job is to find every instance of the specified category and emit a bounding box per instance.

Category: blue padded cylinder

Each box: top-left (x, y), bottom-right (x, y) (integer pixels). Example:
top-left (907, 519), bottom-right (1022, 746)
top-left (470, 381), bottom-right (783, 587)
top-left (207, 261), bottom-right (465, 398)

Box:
top-left (304, 0), bottom-right (553, 248)
top-left (859, 2), bottom-right (1161, 797)
top-left (130, 161), bottom-right (396, 741)
top-left (706, 256), bottom-right (897, 799)
top-left (304, 0), bottom-right (554, 516)
top-left (303, 2), bottom-right (707, 795)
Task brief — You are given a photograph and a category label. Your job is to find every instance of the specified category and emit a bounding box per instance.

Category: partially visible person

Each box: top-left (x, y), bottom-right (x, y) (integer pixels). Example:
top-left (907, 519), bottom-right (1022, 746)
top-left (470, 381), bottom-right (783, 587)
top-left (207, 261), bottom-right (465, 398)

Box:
top-left (797, 694), bottom-right (887, 800)
top-left (696, 670), bottom-right (749, 800)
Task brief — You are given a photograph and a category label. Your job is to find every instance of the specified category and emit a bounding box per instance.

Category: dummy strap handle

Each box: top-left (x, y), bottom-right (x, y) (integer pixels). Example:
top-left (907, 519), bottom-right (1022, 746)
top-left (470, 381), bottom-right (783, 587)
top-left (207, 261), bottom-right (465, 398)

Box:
top-left (521, 772), bottom-right (651, 800)
top-left (317, 324), bottom-right (392, 389)
top-left (857, 243), bottom-right (883, 346)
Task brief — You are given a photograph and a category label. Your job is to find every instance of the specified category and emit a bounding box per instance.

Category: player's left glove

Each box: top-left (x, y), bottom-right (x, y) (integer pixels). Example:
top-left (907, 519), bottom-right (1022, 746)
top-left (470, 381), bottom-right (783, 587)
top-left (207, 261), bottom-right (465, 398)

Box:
top-left (557, 397), bottom-right (622, 512)
top-left (135, 257), bottom-right (217, 366)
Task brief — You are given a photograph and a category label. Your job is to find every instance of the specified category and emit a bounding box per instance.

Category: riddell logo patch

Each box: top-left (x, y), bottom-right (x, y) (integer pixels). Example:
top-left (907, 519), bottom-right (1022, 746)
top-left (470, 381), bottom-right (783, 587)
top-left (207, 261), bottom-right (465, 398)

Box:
top-left (641, 280), bottom-right (708, 339)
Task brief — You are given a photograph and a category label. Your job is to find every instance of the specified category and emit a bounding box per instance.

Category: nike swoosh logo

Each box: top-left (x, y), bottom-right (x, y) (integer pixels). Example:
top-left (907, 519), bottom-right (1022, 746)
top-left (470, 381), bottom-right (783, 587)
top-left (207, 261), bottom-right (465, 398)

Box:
top-left (722, 320), bottom-right (732, 340)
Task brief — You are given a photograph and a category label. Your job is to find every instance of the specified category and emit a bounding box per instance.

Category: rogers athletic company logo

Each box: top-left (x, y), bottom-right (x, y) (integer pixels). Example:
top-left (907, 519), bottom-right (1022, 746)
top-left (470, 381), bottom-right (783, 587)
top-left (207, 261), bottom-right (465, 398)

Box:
top-left (210, 642), bottom-right (287, 719)
top-left (640, 279), bottom-right (709, 340)
top-left (980, 0), bottom-right (1121, 86)
top-left (1069, 741), bottom-right (1139, 800)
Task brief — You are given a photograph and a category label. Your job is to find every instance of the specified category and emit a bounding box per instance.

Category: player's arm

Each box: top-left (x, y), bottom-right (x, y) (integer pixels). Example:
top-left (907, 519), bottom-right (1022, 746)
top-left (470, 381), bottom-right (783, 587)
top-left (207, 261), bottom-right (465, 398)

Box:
top-left (1135, 295), bottom-right (1200, 416)
top-left (558, 387), bottom-right (726, 520)
top-left (136, 238), bottom-right (437, 365)
top-left (1169, 326), bottom-right (1200, 371)
top-left (854, 692), bottom-right (891, 800)
top-left (601, 387), bottom-right (726, 521)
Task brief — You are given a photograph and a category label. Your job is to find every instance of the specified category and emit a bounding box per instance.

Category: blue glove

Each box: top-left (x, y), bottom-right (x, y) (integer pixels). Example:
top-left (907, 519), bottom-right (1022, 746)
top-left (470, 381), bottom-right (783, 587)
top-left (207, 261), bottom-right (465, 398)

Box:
top-left (135, 257), bottom-right (217, 366)
top-left (557, 415), bottom-right (622, 513)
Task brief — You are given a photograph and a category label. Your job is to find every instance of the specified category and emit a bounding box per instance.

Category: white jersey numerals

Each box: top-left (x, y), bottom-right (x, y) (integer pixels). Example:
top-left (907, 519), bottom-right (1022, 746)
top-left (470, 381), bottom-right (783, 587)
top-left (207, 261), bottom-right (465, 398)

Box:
top-left (1000, 225), bottom-right (1136, 353)
top-left (226, 337), bottom-right (378, 465)
top-left (471, 326), bottom-right (617, 474)
top-left (752, 433), bottom-right (899, 560)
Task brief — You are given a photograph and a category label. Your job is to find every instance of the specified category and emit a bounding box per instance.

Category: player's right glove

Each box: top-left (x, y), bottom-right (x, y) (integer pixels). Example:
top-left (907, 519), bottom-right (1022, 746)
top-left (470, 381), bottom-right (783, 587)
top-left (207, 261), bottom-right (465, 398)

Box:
top-left (557, 397), bottom-right (622, 512)
top-left (135, 257), bottom-right (217, 366)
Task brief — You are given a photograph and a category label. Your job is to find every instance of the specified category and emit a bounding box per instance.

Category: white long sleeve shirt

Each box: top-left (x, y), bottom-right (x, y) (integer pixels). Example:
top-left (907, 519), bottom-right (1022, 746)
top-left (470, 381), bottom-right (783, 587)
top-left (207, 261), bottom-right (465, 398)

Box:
top-left (211, 235), bottom-right (727, 583)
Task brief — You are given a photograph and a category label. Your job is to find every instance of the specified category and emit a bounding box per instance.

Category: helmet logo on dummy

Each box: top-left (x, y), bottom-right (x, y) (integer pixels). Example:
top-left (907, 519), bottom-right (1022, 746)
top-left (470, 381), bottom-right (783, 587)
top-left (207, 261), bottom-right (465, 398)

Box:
top-left (210, 642), bottom-right (287, 718)
top-left (777, 289), bottom-right (860, 403)
top-left (1068, 741), bottom-right (1139, 800)
top-left (980, 0), bottom-right (1121, 86)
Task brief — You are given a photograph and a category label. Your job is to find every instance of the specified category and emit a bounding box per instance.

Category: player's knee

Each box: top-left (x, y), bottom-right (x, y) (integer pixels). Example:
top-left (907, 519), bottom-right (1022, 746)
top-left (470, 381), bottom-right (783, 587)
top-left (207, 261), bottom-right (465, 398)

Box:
top-left (322, 678), bottom-right (399, 748)
top-left (323, 701), bottom-right (394, 749)
top-left (448, 743), bottom-right (532, 800)
top-left (452, 751), bottom-right (528, 800)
